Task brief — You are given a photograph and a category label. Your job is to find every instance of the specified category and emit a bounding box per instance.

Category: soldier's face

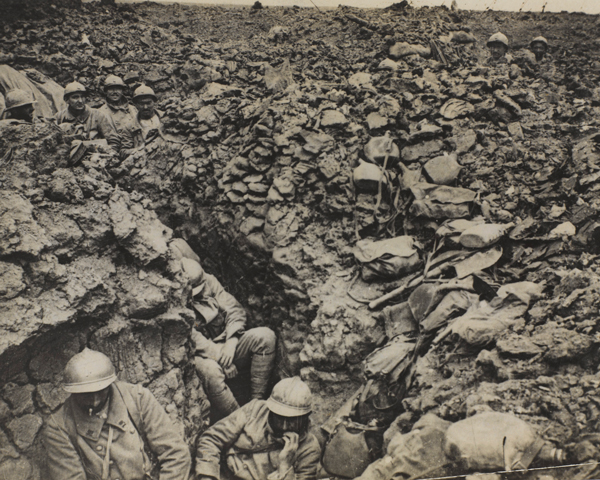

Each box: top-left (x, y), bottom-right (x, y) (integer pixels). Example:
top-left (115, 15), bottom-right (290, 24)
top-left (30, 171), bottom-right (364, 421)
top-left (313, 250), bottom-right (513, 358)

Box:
top-left (72, 387), bottom-right (111, 416)
top-left (489, 43), bottom-right (507, 60)
top-left (11, 104), bottom-right (34, 122)
top-left (135, 96), bottom-right (156, 118)
top-left (67, 93), bottom-right (86, 113)
top-left (531, 43), bottom-right (547, 61)
top-left (268, 412), bottom-right (309, 438)
top-left (106, 86), bottom-right (125, 104)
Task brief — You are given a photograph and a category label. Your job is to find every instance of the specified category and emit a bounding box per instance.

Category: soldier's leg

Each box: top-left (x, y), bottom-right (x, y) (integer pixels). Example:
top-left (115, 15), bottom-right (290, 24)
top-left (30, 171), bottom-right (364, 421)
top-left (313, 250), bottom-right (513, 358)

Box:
top-left (194, 356), bottom-right (239, 418)
top-left (233, 327), bottom-right (277, 400)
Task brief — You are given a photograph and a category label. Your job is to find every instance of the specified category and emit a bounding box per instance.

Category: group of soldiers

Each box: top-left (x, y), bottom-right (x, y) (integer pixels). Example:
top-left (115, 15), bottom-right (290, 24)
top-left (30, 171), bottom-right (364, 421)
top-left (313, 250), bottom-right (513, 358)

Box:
top-left (0, 29), bottom-right (560, 480)
top-left (1, 75), bottom-right (164, 161)
top-left (44, 239), bottom-right (319, 480)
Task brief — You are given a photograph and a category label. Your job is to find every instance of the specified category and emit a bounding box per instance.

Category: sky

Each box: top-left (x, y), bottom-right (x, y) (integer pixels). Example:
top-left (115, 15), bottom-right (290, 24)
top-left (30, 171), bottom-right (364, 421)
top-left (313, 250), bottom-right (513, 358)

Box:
top-left (114, 0), bottom-right (600, 13)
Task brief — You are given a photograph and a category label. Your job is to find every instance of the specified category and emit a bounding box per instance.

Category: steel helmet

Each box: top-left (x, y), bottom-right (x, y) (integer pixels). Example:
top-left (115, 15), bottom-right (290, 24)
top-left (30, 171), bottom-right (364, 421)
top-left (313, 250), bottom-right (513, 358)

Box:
top-left (181, 257), bottom-right (206, 295)
top-left (487, 32), bottom-right (509, 49)
top-left (63, 348), bottom-right (117, 393)
top-left (133, 85), bottom-right (157, 102)
top-left (4, 89), bottom-right (36, 110)
top-left (104, 74), bottom-right (126, 91)
top-left (266, 377), bottom-right (312, 417)
top-left (530, 36), bottom-right (548, 48)
top-left (63, 81), bottom-right (87, 100)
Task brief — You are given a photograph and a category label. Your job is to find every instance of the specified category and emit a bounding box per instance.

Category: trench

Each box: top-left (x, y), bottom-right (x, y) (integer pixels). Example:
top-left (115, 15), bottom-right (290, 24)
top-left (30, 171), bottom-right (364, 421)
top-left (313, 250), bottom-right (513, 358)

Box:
top-left (3, 1), bottom-right (600, 479)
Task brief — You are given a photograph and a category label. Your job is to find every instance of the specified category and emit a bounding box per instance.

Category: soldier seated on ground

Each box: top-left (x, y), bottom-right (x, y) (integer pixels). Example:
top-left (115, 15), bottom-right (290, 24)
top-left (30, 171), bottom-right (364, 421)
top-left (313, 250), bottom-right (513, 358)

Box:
top-left (55, 81), bottom-right (120, 152)
top-left (195, 377), bottom-right (321, 480)
top-left (98, 74), bottom-right (138, 133)
top-left (119, 85), bottom-right (163, 159)
top-left (180, 256), bottom-right (276, 422)
top-left (485, 32), bottom-right (512, 66)
top-left (0, 89), bottom-right (36, 124)
top-left (43, 348), bottom-right (191, 480)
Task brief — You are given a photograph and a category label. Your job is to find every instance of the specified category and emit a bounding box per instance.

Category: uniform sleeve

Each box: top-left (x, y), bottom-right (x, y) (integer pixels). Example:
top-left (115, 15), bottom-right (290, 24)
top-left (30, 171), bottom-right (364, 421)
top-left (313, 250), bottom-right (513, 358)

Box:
top-left (43, 413), bottom-right (87, 480)
top-left (195, 406), bottom-right (249, 479)
top-left (137, 385), bottom-right (192, 480)
top-left (203, 272), bottom-right (246, 340)
top-left (95, 109), bottom-right (121, 152)
top-left (293, 436), bottom-right (321, 480)
top-left (119, 120), bottom-right (143, 159)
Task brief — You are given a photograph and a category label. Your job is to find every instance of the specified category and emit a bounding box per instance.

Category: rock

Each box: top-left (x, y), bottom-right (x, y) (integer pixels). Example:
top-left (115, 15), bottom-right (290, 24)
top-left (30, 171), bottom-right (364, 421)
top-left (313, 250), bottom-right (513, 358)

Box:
top-left (440, 99), bottom-right (475, 119)
top-left (318, 155), bottom-right (340, 180)
top-left (264, 59), bottom-right (294, 93)
top-left (348, 72), bottom-right (373, 88)
top-left (90, 318), bottom-right (163, 385)
top-left (36, 383), bottom-right (70, 411)
top-left (408, 124), bottom-right (443, 143)
top-left (378, 58), bottom-right (400, 71)
top-left (6, 414), bottom-right (42, 450)
top-left (450, 31), bottom-right (477, 43)
top-left (496, 335), bottom-right (544, 358)
top-left (300, 131), bottom-right (335, 154)
top-left (451, 129), bottom-right (477, 154)
top-left (389, 42), bottom-right (431, 59)
top-left (46, 168), bottom-right (84, 203)
top-left (0, 262), bottom-right (25, 299)
top-left (423, 153), bottom-right (462, 185)
top-left (2, 384), bottom-right (35, 417)
top-left (0, 191), bottom-right (49, 257)
top-left (108, 190), bottom-right (172, 265)
top-left (267, 26), bottom-right (289, 42)
top-left (240, 217), bottom-right (264, 235)
top-left (201, 82), bottom-right (242, 103)
top-left (401, 140), bottom-right (445, 163)
top-left (0, 428), bottom-right (19, 463)
top-left (320, 110), bottom-right (348, 127)
top-left (507, 122), bottom-right (524, 139)
top-left (0, 458), bottom-right (35, 480)
top-left (366, 112), bottom-right (389, 130)
top-left (120, 274), bottom-right (169, 319)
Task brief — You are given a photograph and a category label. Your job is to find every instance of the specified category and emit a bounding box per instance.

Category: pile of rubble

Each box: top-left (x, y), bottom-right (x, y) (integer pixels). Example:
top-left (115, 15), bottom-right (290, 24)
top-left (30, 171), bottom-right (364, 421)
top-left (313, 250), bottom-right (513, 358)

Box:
top-left (2, 1), bottom-right (600, 478)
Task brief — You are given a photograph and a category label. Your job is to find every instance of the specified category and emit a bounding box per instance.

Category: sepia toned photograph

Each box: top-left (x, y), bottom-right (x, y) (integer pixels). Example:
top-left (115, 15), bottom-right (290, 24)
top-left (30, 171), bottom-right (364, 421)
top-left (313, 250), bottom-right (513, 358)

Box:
top-left (1, 0), bottom-right (600, 478)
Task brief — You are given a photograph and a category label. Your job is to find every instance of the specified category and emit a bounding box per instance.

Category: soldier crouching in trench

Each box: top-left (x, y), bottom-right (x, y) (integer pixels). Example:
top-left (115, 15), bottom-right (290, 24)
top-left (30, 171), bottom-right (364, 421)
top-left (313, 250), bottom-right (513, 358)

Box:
top-left (43, 348), bottom-right (191, 480)
top-left (195, 377), bottom-right (321, 480)
top-left (180, 256), bottom-right (277, 422)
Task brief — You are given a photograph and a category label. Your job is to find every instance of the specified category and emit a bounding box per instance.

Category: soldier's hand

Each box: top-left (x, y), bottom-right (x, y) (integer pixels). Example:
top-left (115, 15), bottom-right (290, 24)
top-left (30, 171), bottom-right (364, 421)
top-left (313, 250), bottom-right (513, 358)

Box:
top-left (224, 364), bottom-right (238, 380)
top-left (219, 337), bottom-right (238, 368)
top-left (279, 432), bottom-right (299, 470)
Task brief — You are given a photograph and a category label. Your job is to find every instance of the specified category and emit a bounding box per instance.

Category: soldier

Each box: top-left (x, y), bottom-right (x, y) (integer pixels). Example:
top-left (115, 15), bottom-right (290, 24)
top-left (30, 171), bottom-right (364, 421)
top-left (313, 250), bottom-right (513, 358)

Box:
top-left (181, 257), bottom-right (276, 421)
top-left (530, 36), bottom-right (549, 62)
top-left (486, 32), bottom-right (511, 65)
top-left (98, 75), bottom-right (138, 133)
top-left (120, 85), bottom-right (163, 159)
top-left (1, 89), bottom-right (36, 123)
top-left (55, 81), bottom-right (120, 152)
top-left (44, 348), bottom-right (191, 480)
top-left (195, 377), bottom-right (321, 480)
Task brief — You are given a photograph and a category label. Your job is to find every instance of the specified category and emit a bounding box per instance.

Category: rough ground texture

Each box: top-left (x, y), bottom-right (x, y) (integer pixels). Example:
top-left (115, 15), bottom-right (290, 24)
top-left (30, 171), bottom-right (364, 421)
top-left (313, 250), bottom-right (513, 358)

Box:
top-left (2, 0), bottom-right (600, 478)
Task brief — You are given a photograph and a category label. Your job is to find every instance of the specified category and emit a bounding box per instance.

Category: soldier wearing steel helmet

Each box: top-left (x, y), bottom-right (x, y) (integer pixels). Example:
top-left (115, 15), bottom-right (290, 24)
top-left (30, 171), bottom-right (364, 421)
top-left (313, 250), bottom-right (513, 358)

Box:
top-left (43, 348), bottom-right (191, 480)
top-left (486, 32), bottom-right (512, 66)
top-left (530, 36), bottom-right (551, 63)
top-left (0, 89), bottom-right (37, 123)
top-left (195, 377), bottom-right (321, 480)
top-left (120, 85), bottom-right (164, 159)
top-left (55, 81), bottom-right (120, 152)
top-left (180, 256), bottom-right (276, 422)
top-left (98, 75), bottom-right (138, 133)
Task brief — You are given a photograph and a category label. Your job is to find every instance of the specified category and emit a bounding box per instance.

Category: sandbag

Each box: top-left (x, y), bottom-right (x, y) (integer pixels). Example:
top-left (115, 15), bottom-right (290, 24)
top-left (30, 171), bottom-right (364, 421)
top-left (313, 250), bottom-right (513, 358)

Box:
top-left (410, 183), bottom-right (476, 219)
top-left (363, 335), bottom-right (415, 381)
top-left (322, 422), bottom-right (373, 479)
top-left (444, 412), bottom-right (545, 472)
top-left (353, 236), bottom-right (421, 281)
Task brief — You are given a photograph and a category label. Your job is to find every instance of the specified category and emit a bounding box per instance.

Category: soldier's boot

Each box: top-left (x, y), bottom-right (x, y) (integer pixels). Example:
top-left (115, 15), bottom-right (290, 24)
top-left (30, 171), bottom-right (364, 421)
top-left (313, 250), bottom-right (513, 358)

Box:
top-left (212, 386), bottom-right (240, 418)
top-left (250, 352), bottom-right (276, 400)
